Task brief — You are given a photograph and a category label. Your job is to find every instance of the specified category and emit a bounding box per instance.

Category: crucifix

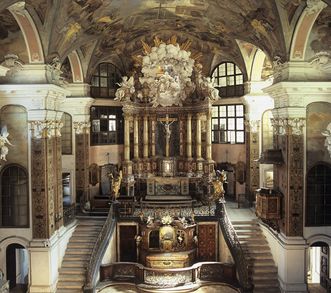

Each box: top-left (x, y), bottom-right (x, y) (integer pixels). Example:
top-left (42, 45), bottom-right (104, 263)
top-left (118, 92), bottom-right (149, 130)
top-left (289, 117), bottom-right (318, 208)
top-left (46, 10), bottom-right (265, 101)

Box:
top-left (158, 114), bottom-right (177, 157)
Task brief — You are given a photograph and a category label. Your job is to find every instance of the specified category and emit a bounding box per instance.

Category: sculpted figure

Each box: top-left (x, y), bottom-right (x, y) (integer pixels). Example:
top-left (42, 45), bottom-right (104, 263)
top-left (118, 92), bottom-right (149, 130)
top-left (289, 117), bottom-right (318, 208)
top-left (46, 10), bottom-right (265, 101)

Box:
top-left (0, 126), bottom-right (13, 161)
top-left (322, 122), bottom-right (331, 158)
top-left (115, 76), bottom-right (135, 101)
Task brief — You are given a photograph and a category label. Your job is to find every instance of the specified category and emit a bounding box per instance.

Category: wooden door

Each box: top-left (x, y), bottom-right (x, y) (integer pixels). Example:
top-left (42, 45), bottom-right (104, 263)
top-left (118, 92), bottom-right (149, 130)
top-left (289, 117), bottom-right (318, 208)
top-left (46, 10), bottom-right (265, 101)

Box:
top-left (119, 225), bottom-right (137, 262)
top-left (197, 224), bottom-right (217, 261)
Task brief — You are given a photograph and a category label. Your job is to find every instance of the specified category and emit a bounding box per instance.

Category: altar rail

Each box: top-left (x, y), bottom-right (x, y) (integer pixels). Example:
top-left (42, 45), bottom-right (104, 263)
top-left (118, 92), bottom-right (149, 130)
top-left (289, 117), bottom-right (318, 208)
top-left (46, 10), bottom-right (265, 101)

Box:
top-left (99, 261), bottom-right (239, 290)
top-left (217, 203), bottom-right (253, 293)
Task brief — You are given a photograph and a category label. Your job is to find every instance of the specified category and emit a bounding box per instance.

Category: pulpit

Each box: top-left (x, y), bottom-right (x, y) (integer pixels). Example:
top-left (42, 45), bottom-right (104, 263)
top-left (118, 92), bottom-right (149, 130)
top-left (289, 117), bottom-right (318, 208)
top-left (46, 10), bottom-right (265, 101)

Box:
top-left (256, 188), bottom-right (282, 220)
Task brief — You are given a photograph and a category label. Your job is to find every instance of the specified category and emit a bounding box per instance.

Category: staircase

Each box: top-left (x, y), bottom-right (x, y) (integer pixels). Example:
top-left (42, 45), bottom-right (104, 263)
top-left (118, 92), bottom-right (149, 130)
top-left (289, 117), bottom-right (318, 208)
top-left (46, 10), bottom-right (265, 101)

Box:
top-left (232, 220), bottom-right (281, 293)
top-left (56, 218), bottom-right (105, 293)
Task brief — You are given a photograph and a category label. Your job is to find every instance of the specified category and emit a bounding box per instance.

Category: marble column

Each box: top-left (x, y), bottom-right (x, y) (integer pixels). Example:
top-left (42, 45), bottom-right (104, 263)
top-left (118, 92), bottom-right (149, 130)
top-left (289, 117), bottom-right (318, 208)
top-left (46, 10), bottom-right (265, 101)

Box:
top-left (206, 111), bottom-right (212, 161)
top-left (133, 115), bottom-right (139, 159)
top-left (196, 114), bottom-right (202, 159)
top-left (143, 115), bottom-right (149, 158)
top-left (124, 114), bottom-right (131, 161)
top-left (186, 114), bottom-right (192, 159)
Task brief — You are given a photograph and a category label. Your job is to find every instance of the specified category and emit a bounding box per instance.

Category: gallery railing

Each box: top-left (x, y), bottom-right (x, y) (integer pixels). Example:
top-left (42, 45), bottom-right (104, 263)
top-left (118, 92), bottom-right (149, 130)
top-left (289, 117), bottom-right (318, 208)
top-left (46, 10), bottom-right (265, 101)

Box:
top-left (63, 203), bottom-right (76, 226)
top-left (99, 261), bottom-right (239, 290)
top-left (217, 202), bottom-right (253, 293)
top-left (84, 204), bottom-right (116, 293)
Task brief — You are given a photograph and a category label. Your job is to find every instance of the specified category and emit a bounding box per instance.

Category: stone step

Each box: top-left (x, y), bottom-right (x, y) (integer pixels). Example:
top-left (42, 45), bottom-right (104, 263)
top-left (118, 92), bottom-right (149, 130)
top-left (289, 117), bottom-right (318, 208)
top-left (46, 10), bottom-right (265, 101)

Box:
top-left (66, 248), bottom-right (93, 255)
top-left (242, 247), bottom-right (271, 253)
top-left (59, 274), bottom-right (85, 282)
top-left (251, 274), bottom-right (278, 281)
top-left (249, 266), bottom-right (278, 274)
top-left (231, 220), bottom-right (258, 225)
top-left (253, 279), bottom-right (279, 287)
top-left (62, 260), bottom-right (88, 268)
top-left (63, 254), bottom-right (90, 261)
top-left (67, 242), bottom-right (95, 248)
top-left (56, 289), bottom-right (82, 293)
top-left (232, 225), bottom-right (261, 230)
top-left (70, 236), bottom-right (98, 242)
top-left (236, 231), bottom-right (264, 236)
top-left (59, 267), bottom-right (86, 275)
top-left (254, 287), bottom-right (280, 293)
top-left (57, 281), bottom-right (83, 290)
top-left (73, 232), bottom-right (100, 237)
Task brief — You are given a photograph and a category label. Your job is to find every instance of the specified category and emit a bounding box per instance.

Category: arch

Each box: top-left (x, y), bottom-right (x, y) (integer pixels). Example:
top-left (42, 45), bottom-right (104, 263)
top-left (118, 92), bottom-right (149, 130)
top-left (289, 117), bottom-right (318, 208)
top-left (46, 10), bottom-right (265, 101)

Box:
top-left (307, 235), bottom-right (331, 247)
top-left (290, 2), bottom-right (327, 61)
top-left (250, 49), bottom-right (267, 81)
top-left (0, 164), bottom-right (29, 227)
top-left (68, 51), bottom-right (84, 83)
top-left (8, 1), bottom-right (44, 63)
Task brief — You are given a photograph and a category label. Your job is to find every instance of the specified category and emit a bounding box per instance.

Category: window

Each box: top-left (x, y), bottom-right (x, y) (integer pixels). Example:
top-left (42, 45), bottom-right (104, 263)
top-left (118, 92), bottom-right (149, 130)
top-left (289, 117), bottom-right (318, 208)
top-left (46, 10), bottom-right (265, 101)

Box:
top-left (61, 113), bottom-right (72, 154)
top-left (90, 63), bottom-right (122, 99)
top-left (1, 165), bottom-right (28, 227)
top-left (262, 110), bottom-right (274, 151)
top-left (212, 104), bottom-right (245, 144)
top-left (90, 106), bottom-right (124, 145)
top-left (306, 164), bottom-right (331, 226)
top-left (211, 62), bottom-right (244, 97)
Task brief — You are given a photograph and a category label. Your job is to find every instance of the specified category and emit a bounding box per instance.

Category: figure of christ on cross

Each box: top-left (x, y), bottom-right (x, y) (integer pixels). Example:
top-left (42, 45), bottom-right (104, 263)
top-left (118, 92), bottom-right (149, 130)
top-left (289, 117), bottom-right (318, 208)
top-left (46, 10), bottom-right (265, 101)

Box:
top-left (157, 114), bottom-right (178, 158)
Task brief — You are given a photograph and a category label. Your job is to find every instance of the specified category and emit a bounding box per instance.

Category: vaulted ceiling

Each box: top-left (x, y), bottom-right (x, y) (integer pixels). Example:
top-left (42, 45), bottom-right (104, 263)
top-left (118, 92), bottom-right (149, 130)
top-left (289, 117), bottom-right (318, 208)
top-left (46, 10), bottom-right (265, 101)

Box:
top-left (0, 0), bottom-right (330, 80)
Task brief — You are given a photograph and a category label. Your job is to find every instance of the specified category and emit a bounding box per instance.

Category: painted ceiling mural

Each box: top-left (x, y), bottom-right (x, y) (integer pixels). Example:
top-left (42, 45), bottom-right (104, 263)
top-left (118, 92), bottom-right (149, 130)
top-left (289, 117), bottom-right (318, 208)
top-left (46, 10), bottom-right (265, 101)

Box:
top-left (0, 0), bottom-right (329, 78)
top-left (306, 5), bottom-right (331, 60)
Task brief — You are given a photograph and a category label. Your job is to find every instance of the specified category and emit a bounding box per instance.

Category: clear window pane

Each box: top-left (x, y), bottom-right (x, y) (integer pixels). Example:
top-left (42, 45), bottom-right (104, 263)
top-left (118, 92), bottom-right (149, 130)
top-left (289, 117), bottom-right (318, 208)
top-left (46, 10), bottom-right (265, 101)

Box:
top-left (236, 105), bottom-right (244, 116)
top-left (212, 120), bottom-right (219, 130)
top-left (237, 118), bottom-right (244, 130)
top-left (220, 77), bottom-right (227, 87)
top-left (100, 64), bottom-right (108, 76)
top-left (212, 106), bottom-right (218, 118)
top-left (236, 131), bottom-right (244, 143)
top-left (236, 75), bottom-right (243, 84)
top-left (109, 120), bottom-right (116, 131)
top-left (227, 76), bottom-right (235, 85)
top-left (220, 130), bottom-right (227, 143)
top-left (228, 131), bottom-right (236, 143)
top-left (92, 120), bottom-right (100, 132)
top-left (220, 106), bottom-right (227, 117)
top-left (100, 77), bottom-right (108, 87)
top-left (109, 114), bottom-right (116, 119)
top-left (220, 118), bottom-right (227, 130)
top-left (227, 63), bottom-right (234, 75)
top-left (228, 106), bottom-right (235, 117)
top-left (219, 64), bottom-right (226, 75)
top-left (228, 118), bottom-right (235, 130)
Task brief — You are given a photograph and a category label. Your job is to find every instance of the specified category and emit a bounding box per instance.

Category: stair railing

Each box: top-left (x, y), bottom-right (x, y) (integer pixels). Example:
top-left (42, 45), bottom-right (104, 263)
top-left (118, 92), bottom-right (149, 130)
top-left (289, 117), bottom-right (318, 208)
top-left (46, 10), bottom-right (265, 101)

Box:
top-left (84, 203), bottom-right (116, 293)
top-left (217, 202), bottom-right (253, 293)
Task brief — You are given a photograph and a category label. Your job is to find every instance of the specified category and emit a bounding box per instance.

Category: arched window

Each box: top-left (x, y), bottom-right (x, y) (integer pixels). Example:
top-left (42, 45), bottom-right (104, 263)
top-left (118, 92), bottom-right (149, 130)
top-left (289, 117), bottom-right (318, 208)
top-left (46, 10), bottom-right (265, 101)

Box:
top-left (1, 165), bottom-right (29, 227)
top-left (306, 163), bottom-right (331, 226)
top-left (90, 63), bottom-right (122, 98)
top-left (262, 110), bottom-right (273, 151)
top-left (211, 62), bottom-right (244, 97)
top-left (61, 112), bottom-right (72, 154)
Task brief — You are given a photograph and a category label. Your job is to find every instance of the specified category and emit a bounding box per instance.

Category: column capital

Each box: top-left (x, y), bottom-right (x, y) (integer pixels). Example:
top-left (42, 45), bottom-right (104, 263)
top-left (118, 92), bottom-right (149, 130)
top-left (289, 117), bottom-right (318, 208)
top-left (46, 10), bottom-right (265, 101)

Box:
top-left (271, 117), bottom-right (306, 136)
top-left (73, 121), bottom-right (91, 135)
top-left (29, 120), bottom-right (63, 138)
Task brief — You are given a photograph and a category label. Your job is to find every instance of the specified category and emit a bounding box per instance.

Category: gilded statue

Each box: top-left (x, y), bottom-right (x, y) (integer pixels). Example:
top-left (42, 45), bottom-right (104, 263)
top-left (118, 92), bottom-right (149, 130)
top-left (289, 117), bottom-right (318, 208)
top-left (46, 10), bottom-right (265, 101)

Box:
top-left (109, 170), bottom-right (122, 200)
top-left (210, 170), bottom-right (227, 202)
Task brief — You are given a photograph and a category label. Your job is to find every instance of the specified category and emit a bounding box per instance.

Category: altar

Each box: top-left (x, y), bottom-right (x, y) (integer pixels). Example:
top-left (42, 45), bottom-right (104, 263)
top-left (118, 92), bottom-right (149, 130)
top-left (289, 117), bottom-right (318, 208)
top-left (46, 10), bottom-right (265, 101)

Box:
top-left (146, 176), bottom-right (190, 200)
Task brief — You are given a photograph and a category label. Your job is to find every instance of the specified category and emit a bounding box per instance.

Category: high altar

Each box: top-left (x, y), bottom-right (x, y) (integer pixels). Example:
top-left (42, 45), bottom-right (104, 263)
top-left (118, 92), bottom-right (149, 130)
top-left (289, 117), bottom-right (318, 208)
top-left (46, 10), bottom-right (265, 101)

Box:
top-left (113, 36), bottom-right (221, 269)
top-left (115, 37), bottom-right (219, 201)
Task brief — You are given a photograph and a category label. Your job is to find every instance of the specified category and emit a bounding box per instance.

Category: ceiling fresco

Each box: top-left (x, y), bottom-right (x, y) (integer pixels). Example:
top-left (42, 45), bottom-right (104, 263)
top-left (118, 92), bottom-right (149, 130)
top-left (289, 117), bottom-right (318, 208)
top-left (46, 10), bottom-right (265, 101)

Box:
top-left (2, 0), bottom-right (329, 78)
top-left (306, 5), bottom-right (331, 60)
top-left (0, 9), bottom-right (28, 63)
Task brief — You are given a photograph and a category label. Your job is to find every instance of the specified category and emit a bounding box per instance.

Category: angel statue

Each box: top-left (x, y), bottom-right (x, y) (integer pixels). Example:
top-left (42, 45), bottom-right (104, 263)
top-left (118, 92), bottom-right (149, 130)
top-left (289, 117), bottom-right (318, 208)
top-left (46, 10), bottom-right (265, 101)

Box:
top-left (0, 126), bottom-right (13, 161)
top-left (322, 122), bottom-right (331, 158)
top-left (109, 170), bottom-right (122, 201)
top-left (115, 76), bottom-right (135, 102)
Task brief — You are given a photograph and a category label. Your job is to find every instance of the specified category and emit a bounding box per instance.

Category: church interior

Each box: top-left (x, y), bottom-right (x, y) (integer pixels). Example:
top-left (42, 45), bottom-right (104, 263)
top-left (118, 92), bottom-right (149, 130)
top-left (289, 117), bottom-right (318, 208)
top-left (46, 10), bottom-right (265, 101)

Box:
top-left (0, 0), bottom-right (331, 292)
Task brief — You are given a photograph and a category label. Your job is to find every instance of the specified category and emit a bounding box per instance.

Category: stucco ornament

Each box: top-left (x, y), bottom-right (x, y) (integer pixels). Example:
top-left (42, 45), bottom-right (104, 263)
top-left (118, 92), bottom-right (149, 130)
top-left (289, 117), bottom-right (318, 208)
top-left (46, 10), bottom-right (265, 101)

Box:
top-left (0, 126), bottom-right (13, 161)
top-left (115, 36), bottom-right (219, 107)
top-left (322, 122), bottom-right (331, 158)
top-left (115, 76), bottom-right (135, 102)
top-left (138, 42), bottom-right (195, 107)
